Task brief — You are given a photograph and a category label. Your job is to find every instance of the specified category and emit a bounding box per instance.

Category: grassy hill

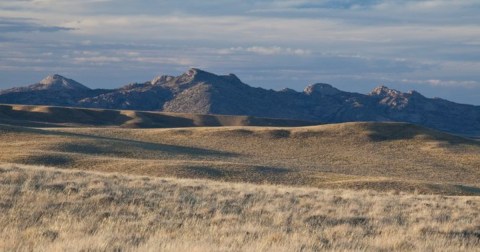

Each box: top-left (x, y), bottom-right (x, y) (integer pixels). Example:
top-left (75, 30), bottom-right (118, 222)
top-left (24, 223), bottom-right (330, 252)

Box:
top-left (0, 104), bottom-right (317, 128)
top-left (1, 164), bottom-right (479, 251)
top-left (1, 115), bottom-right (479, 195)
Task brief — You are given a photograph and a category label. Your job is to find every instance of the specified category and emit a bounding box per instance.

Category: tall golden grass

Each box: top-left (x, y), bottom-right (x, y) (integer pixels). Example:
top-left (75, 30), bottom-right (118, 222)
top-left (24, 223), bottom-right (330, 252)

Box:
top-left (1, 164), bottom-right (479, 251)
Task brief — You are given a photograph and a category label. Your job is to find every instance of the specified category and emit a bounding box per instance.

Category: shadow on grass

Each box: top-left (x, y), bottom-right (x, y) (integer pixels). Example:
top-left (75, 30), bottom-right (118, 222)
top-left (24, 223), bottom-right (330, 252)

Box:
top-left (33, 128), bottom-right (240, 158)
top-left (254, 166), bottom-right (289, 174)
top-left (364, 122), bottom-right (480, 146)
top-left (422, 228), bottom-right (480, 243)
top-left (17, 154), bottom-right (74, 166)
top-left (2, 124), bottom-right (240, 168)
top-left (50, 140), bottom-right (239, 158)
top-left (174, 165), bottom-right (293, 182)
top-left (183, 166), bottom-right (226, 178)
top-left (454, 185), bottom-right (480, 194)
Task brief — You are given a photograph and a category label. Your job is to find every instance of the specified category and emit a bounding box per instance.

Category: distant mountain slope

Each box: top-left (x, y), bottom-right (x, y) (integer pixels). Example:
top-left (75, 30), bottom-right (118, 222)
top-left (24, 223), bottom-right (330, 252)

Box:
top-left (1, 68), bottom-right (479, 135)
top-left (0, 74), bottom-right (105, 106)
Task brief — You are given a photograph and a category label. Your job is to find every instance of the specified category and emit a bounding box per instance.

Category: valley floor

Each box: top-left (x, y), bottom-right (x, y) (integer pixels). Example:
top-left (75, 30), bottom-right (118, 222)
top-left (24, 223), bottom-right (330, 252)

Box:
top-left (1, 164), bottom-right (479, 251)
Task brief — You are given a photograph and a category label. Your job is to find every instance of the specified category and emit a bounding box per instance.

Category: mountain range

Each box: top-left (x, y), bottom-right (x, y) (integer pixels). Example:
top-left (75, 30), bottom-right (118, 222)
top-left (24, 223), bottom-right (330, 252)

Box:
top-left (1, 68), bottom-right (479, 135)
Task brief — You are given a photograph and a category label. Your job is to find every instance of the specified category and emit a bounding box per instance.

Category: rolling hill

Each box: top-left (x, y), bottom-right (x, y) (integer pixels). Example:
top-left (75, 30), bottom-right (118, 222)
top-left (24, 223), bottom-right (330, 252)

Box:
top-left (0, 104), bottom-right (317, 128)
top-left (1, 116), bottom-right (479, 195)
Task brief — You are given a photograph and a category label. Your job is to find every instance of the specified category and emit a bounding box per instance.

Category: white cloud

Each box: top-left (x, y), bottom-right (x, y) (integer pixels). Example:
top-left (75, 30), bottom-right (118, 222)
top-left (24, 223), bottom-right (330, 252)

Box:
top-left (73, 56), bottom-right (121, 64)
top-left (132, 57), bottom-right (194, 66)
top-left (375, 0), bottom-right (480, 11)
top-left (219, 46), bottom-right (311, 56)
top-left (401, 79), bottom-right (480, 88)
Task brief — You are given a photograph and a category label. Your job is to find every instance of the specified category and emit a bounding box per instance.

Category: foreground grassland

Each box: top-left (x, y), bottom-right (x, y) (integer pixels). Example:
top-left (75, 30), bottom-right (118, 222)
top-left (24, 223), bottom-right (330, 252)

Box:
top-left (1, 164), bottom-right (479, 251)
top-left (1, 122), bottom-right (479, 194)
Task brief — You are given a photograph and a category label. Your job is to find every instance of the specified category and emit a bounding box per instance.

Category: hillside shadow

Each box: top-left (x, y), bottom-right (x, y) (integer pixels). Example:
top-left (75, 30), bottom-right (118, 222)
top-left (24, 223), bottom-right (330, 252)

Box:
top-left (40, 129), bottom-right (239, 158)
top-left (0, 104), bottom-right (132, 126)
top-left (364, 123), bottom-right (480, 146)
top-left (0, 118), bottom-right (69, 128)
top-left (183, 166), bottom-right (226, 178)
top-left (19, 154), bottom-right (74, 166)
top-left (51, 143), bottom-right (125, 156)
top-left (191, 114), bottom-right (223, 126)
top-left (178, 165), bottom-right (292, 181)
top-left (0, 104), bottom-right (204, 128)
top-left (454, 185), bottom-right (480, 194)
top-left (254, 166), bottom-right (289, 174)
top-left (122, 111), bottom-right (196, 128)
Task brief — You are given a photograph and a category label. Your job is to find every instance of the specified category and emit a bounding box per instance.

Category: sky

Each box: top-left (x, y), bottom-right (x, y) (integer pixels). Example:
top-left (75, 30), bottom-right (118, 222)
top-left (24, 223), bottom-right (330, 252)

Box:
top-left (0, 0), bottom-right (479, 105)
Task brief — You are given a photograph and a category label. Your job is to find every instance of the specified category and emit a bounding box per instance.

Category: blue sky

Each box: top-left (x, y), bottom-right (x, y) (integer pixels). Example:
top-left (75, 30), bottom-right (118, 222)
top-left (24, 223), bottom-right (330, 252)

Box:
top-left (1, 0), bottom-right (479, 104)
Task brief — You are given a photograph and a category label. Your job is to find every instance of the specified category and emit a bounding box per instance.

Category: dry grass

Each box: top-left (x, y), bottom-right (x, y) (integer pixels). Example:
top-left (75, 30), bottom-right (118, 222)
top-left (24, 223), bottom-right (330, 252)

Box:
top-left (1, 164), bottom-right (479, 251)
top-left (0, 122), bottom-right (479, 194)
top-left (0, 104), bottom-right (315, 128)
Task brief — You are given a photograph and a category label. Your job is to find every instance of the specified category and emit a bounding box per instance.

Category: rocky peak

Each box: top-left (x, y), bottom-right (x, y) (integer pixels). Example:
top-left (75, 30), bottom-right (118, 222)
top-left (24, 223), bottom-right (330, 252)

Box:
top-left (174, 68), bottom-right (213, 84)
top-left (39, 74), bottom-right (61, 85)
top-left (38, 74), bottom-right (90, 91)
top-left (186, 68), bottom-right (215, 80)
top-left (369, 85), bottom-right (415, 109)
top-left (304, 83), bottom-right (340, 96)
top-left (151, 75), bottom-right (174, 85)
top-left (369, 85), bottom-right (401, 97)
